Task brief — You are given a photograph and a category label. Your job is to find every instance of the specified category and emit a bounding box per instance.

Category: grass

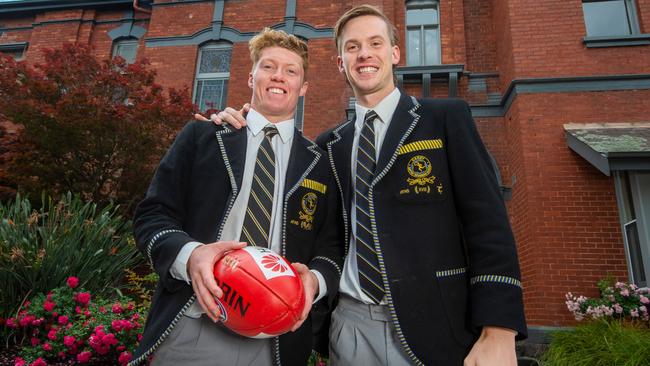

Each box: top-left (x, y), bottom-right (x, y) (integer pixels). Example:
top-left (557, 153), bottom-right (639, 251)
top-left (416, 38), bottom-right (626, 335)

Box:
top-left (542, 320), bottom-right (650, 366)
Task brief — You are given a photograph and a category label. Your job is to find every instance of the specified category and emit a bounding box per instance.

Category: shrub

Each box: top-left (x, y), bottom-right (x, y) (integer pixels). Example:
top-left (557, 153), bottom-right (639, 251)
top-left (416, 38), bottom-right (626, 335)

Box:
top-left (4, 276), bottom-right (146, 365)
top-left (0, 43), bottom-right (194, 212)
top-left (542, 320), bottom-right (650, 366)
top-left (565, 279), bottom-right (649, 323)
top-left (0, 193), bottom-right (142, 320)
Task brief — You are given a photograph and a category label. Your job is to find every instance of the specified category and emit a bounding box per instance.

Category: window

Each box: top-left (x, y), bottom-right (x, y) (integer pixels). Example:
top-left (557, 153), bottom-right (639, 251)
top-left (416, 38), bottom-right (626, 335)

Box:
top-left (582, 0), bottom-right (640, 37)
top-left (615, 171), bottom-right (650, 287)
top-left (295, 96), bottom-right (305, 132)
top-left (0, 43), bottom-right (28, 61)
top-left (194, 44), bottom-right (231, 112)
top-left (112, 38), bottom-right (138, 64)
top-left (406, 0), bottom-right (441, 66)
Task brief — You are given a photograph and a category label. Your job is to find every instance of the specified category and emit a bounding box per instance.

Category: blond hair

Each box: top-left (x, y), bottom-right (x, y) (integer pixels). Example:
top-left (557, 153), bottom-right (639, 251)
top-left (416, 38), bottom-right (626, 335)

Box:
top-left (249, 27), bottom-right (309, 75)
top-left (333, 4), bottom-right (399, 54)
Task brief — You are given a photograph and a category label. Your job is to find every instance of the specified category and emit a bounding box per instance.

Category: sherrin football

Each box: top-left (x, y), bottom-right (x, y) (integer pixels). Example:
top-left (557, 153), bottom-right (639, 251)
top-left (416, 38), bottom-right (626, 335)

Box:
top-left (212, 246), bottom-right (305, 338)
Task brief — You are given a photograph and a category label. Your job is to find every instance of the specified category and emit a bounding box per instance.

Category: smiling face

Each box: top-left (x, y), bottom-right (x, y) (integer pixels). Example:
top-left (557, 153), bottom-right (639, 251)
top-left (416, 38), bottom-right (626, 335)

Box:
top-left (337, 15), bottom-right (400, 107)
top-left (248, 46), bottom-right (308, 123)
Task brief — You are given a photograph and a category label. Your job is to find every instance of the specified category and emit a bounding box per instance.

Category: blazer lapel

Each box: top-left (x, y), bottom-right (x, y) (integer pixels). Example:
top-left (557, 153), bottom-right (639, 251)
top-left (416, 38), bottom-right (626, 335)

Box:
top-left (374, 93), bottom-right (421, 184)
top-left (284, 129), bottom-right (321, 197)
top-left (327, 120), bottom-right (355, 218)
top-left (215, 126), bottom-right (247, 194)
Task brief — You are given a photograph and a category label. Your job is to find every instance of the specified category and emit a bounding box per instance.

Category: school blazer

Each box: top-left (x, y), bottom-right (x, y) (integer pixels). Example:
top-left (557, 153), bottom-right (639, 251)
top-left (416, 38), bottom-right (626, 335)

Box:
top-left (130, 121), bottom-right (344, 366)
top-left (316, 93), bottom-right (527, 365)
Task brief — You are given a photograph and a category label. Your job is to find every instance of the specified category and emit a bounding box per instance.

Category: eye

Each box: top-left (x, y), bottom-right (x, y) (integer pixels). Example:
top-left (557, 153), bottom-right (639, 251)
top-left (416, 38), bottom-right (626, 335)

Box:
top-left (347, 44), bottom-right (358, 51)
top-left (287, 69), bottom-right (296, 75)
top-left (372, 41), bottom-right (382, 47)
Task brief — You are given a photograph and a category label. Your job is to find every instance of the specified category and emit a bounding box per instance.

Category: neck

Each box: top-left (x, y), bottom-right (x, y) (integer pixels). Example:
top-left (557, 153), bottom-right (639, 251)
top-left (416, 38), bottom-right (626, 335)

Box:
top-left (354, 85), bottom-right (396, 108)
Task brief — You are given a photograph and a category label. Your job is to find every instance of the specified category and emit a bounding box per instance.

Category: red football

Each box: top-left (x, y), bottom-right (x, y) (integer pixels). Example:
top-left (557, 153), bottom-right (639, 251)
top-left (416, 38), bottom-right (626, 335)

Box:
top-left (212, 246), bottom-right (305, 338)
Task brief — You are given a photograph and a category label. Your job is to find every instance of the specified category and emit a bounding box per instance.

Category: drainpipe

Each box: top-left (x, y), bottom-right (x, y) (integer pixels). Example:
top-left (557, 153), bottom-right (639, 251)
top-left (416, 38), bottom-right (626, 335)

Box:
top-left (133, 0), bottom-right (151, 14)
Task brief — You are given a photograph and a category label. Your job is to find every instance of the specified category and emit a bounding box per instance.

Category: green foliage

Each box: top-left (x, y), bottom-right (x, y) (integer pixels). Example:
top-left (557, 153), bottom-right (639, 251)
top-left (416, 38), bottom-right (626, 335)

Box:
top-left (542, 320), bottom-right (650, 366)
top-left (0, 43), bottom-right (194, 212)
top-left (123, 266), bottom-right (159, 311)
top-left (0, 193), bottom-right (142, 319)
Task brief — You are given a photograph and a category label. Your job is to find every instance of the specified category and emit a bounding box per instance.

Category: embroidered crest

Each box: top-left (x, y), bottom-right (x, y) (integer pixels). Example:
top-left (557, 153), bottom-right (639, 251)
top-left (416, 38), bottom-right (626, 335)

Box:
top-left (296, 192), bottom-right (317, 230)
top-left (399, 155), bottom-right (444, 196)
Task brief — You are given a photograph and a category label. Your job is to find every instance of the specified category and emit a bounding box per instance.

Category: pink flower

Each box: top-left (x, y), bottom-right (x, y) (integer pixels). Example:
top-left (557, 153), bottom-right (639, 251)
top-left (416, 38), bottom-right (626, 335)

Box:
top-left (111, 303), bottom-right (123, 314)
top-left (66, 276), bottom-right (79, 288)
top-left (47, 329), bottom-right (57, 340)
top-left (118, 351), bottom-right (132, 365)
top-left (30, 357), bottom-right (46, 366)
top-left (46, 292), bottom-right (53, 301)
top-left (99, 306), bottom-right (106, 313)
top-left (6, 318), bottom-right (17, 328)
top-left (31, 318), bottom-right (43, 326)
top-left (57, 315), bottom-right (69, 325)
top-left (641, 295), bottom-right (649, 305)
top-left (631, 308), bottom-right (639, 317)
top-left (43, 301), bottom-right (55, 312)
top-left (77, 351), bottom-right (92, 363)
top-left (75, 292), bottom-right (91, 306)
top-left (30, 337), bottom-right (40, 346)
top-left (19, 315), bottom-right (35, 327)
top-left (14, 357), bottom-right (25, 366)
top-left (613, 304), bottom-right (624, 314)
top-left (75, 306), bottom-right (82, 314)
top-left (43, 342), bottom-right (52, 352)
top-left (64, 335), bottom-right (76, 347)
top-left (620, 289), bottom-right (630, 297)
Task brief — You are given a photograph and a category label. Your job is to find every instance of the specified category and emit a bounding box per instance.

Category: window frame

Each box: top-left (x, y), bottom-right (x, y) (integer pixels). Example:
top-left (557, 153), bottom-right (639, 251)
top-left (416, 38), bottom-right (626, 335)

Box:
top-left (111, 38), bottom-right (139, 64)
top-left (193, 43), bottom-right (232, 113)
top-left (0, 42), bottom-right (28, 61)
top-left (581, 0), bottom-right (650, 48)
top-left (614, 171), bottom-right (650, 287)
top-left (405, 0), bottom-right (442, 66)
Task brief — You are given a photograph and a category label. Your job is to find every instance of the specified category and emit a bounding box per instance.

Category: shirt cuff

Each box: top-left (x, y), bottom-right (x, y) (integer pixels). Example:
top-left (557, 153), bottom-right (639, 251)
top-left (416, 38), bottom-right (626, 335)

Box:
top-left (170, 241), bottom-right (203, 283)
top-left (310, 269), bottom-right (327, 303)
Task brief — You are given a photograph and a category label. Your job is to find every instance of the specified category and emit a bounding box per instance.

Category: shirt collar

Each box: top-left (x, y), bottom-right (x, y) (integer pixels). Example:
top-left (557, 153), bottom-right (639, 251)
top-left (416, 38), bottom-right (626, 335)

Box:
top-left (246, 108), bottom-right (295, 144)
top-left (354, 88), bottom-right (401, 128)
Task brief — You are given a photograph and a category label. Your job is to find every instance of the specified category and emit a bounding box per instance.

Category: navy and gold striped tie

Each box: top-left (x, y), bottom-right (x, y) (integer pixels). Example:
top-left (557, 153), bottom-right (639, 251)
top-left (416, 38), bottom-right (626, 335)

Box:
top-left (355, 110), bottom-right (385, 303)
top-left (240, 125), bottom-right (278, 247)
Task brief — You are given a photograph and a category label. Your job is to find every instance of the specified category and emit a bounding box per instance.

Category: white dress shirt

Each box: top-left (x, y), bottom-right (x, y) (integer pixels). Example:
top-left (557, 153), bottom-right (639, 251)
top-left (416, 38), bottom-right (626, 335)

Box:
top-left (170, 108), bottom-right (326, 317)
top-left (339, 87), bottom-right (401, 305)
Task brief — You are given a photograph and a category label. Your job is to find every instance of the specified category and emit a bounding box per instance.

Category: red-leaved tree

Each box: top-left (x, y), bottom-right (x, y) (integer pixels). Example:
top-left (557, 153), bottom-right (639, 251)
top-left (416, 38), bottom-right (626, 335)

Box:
top-left (0, 43), bottom-right (196, 212)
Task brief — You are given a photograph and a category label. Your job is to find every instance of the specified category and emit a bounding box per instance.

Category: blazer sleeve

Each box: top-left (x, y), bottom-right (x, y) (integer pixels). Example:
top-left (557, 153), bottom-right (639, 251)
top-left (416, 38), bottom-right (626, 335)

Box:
top-left (308, 165), bottom-right (345, 309)
top-left (443, 99), bottom-right (527, 339)
top-left (133, 121), bottom-right (200, 294)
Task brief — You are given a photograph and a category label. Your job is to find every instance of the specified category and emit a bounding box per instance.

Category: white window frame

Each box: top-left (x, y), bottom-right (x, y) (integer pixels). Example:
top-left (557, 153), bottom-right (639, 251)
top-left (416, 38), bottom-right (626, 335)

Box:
top-left (193, 43), bottom-right (231, 112)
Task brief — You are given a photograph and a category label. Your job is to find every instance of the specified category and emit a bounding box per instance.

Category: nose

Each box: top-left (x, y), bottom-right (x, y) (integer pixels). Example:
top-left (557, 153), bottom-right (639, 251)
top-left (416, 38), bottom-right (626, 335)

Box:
top-left (271, 68), bottom-right (285, 82)
top-left (357, 44), bottom-right (372, 60)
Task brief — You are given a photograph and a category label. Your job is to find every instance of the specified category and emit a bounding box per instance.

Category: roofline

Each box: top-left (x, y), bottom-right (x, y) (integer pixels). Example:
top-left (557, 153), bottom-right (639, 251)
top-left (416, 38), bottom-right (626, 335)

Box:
top-left (0, 0), bottom-right (146, 15)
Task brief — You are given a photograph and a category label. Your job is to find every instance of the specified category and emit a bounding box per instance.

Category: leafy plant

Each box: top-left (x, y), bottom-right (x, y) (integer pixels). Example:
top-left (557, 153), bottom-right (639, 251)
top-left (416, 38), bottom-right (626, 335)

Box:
top-left (123, 267), bottom-right (158, 311)
top-left (0, 43), bottom-right (194, 212)
top-left (542, 320), bottom-right (650, 366)
top-left (4, 276), bottom-right (145, 365)
top-left (565, 280), bottom-right (649, 323)
top-left (0, 193), bottom-right (142, 320)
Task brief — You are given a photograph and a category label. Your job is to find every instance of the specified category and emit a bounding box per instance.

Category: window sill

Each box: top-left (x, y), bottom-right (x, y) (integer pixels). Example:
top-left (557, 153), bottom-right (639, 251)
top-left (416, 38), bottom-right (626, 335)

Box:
top-left (583, 34), bottom-right (650, 48)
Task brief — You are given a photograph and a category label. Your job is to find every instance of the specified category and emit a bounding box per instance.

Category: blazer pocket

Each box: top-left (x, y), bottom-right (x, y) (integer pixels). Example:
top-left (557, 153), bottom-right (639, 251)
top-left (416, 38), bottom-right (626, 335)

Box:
top-left (391, 140), bottom-right (448, 204)
top-left (286, 186), bottom-right (325, 238)
top-left (434, 268), bottom-right (476, 348)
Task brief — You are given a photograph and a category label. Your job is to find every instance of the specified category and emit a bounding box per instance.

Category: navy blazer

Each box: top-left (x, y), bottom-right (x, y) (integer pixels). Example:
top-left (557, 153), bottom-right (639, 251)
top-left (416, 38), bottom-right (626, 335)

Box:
top-left (130, 121), bottom-right (344, 366)
top-left (316, 93), bottom-right (527, 365)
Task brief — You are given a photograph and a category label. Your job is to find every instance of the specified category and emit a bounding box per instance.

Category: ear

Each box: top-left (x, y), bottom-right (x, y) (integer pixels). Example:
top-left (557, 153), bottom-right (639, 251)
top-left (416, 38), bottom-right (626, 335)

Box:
top-left (248, 72), bottom-right (254, 89)
top-left (299, 81), bottom-right (309, 97)
top-left (337, 55), bottom-right (345, 74)
top-left (391, 44), bottom-right (400, 66)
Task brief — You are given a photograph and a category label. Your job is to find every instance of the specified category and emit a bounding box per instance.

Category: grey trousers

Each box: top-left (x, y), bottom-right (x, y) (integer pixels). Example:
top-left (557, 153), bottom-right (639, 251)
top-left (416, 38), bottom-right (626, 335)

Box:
top-left (329, 296), bottom-right (413, 366)
top-left (151, 315), bottom-right (272, 366)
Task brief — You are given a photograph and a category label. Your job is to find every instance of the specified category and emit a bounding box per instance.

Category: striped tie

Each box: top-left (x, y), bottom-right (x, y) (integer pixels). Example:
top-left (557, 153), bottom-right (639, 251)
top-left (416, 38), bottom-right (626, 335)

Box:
top-left (355, 110), bottom-right (385, 303)
top-left (240, 126), bottom-right (278, 247)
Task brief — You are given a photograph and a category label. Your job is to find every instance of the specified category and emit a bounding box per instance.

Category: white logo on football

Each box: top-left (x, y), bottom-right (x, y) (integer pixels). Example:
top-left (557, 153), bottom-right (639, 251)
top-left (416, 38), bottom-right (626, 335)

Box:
top-left (243, 247), bottom-right (296, 280)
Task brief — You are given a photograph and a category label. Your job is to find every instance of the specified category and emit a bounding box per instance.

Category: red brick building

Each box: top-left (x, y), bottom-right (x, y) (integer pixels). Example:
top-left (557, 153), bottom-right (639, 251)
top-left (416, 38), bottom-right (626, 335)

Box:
top-left (2, 0), bottom-right (650, 345)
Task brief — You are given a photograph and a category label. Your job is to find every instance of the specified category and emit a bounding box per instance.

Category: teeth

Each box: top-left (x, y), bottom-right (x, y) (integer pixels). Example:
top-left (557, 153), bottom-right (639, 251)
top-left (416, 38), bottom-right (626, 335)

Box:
top-left (268, 88), bottom-right (285, 94)
top-left (359, 67), bottom-right (378, 73)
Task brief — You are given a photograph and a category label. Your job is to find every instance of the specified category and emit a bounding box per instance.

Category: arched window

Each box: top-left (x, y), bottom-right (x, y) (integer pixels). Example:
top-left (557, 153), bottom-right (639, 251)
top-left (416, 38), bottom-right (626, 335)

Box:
top-left (194, 43), bottom-right (232, 112)
top-left (405, 0), bottom-right (441, 66)
top-left (112, 38), bottom-right (139, 64)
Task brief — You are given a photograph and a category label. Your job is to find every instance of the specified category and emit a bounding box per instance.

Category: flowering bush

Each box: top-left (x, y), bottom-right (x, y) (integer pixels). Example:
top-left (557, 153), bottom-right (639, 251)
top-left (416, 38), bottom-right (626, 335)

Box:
top-left (565, 279), bottom-right (650, 323)
top-left (3, 277), bottom-right (146, 366)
